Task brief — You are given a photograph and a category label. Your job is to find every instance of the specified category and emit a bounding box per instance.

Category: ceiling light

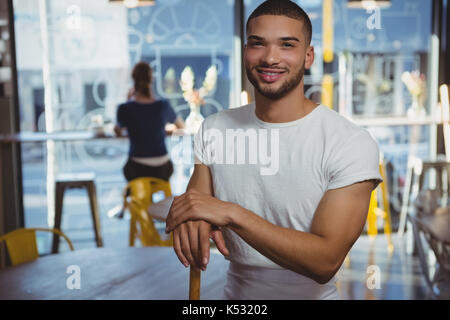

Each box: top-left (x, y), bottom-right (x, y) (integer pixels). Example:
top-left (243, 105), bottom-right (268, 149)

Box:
top-left (347, 0), bottom-right (391, 9)
top-left (109, 0), bottom-right (155, 8)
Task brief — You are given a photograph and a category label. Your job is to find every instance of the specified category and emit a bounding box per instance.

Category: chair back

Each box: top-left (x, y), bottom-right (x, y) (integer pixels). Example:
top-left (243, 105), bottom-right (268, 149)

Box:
top-left (0, 228), bottom-right (74, 266)
top-left (125, 177), bottom-right (173, 247)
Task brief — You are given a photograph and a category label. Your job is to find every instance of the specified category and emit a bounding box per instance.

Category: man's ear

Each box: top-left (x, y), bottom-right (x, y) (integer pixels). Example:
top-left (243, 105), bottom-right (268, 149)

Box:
top-left (305, 45), bottom-right (315, 70)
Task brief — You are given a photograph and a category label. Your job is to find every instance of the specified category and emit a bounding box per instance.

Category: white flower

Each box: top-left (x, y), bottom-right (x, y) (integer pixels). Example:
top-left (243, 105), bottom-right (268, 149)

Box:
top-left (402, 71), bottom-right (425, 98)
top-left (165, 67), bottom-right (176, 81)
top-left (180, 66), bottom-right (194, 92)
top-left (179, 65), bottom-right (218, 106)
top-left (201, 65), bottom-right (218, 95)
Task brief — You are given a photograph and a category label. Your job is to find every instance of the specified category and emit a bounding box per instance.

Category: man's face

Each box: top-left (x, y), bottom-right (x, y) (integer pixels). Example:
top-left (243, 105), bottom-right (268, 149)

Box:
top-left (244, 15), bottom-right (313, 100)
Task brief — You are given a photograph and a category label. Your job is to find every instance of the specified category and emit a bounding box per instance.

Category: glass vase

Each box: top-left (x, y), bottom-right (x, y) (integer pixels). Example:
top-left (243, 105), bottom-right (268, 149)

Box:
top-left (185, 103), bottom-right (204, 134)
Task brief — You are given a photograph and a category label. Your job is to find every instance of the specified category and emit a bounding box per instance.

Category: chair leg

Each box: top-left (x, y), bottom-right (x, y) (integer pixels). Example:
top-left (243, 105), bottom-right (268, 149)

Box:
top-left (445, 167), bottom-right (450, 206)
top-left (409, 217), bottom-right (435, 297)
top-left (52, 183), bottom-right (64, 254)
top-left (398, 165), bottom-right (414, 236)
top-left (379, 181), bottom-right (394, 253)
top-left (87, 182), bottom-right (103, 247)
top-left (367, 190), bottom-right (378, 237)
top-left (436, 168), bottom-right (444, 205)
top-left (129, 218), bottom-right (137, 247)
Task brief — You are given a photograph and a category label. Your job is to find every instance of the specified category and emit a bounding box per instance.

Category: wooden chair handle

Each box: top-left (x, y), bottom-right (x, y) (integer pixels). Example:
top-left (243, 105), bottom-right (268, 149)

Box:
top-left (189, 267), bottom-right (201, 300)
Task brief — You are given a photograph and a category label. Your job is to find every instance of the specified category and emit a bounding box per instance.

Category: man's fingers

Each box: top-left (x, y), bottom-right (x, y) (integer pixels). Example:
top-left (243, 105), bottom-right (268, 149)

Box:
top-left (167, 194), bottom-right (186, 218)
top-left (166, 201), bottom-right (192, 233)
top-left (210, 229), bottom-right (230, 257)
top-left (173, 228), bottom-right (189, 267)
top-left (166, 190), bottom-right (206, 233)
top-left (198, 222), bottom-right (211, 270)
top-left (170, 193), bottom-right (187, 211)
top-left (171, 190), bottom-right (199, 212)
top-left (179, 223), bottom-right (196, 268)
top-left (187, 222), bottom-right (200, 269)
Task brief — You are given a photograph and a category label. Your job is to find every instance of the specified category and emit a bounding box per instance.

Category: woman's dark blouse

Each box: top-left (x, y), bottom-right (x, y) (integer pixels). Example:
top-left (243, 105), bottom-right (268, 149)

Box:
top-left (116, 100), bottom-right (177, 157)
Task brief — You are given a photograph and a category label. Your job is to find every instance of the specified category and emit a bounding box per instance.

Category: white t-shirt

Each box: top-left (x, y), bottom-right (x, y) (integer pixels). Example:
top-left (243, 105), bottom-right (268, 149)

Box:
top-left (194, 103), bottom-right (382, 299)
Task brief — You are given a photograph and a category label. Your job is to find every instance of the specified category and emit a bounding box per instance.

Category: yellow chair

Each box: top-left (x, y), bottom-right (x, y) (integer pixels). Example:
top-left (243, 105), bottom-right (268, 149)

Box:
top-left (123, 177), bottom-right (173, 247)
top-left (0, 227), bottom-right (74, 266)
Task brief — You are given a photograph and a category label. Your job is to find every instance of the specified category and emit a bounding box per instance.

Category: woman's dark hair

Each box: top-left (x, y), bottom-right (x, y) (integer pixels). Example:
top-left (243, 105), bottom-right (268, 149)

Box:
top-left (246, 0), bottom-right (312, 45)
top-left (132, 61), bottom-right (153, 98)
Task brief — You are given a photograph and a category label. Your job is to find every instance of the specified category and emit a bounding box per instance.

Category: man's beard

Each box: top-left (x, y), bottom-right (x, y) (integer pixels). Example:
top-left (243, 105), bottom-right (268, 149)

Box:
top-left (246, 64), bottom-right (305, 100)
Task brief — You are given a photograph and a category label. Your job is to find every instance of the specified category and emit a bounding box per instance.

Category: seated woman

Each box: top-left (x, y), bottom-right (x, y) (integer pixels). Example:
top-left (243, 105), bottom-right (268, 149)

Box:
top-left (115, 61), bottom-right (184, 182)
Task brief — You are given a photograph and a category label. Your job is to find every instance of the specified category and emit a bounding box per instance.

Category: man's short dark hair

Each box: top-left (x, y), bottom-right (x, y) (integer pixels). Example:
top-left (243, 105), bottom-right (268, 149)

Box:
top-left (246, 0), bottom-right (312, 45)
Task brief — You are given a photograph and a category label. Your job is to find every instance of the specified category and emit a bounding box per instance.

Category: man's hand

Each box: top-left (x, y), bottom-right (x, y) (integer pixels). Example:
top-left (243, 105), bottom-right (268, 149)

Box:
top-left (166, 189), bottom-right (232, 270)
top-left (172, 221), bottom-right (229, 270)
top-left (165, 189), bottom-right (236, 233)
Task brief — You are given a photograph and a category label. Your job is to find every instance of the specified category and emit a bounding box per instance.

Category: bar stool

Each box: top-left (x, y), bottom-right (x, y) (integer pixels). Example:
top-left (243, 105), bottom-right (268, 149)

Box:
top-left (398, 156), bottom-right (450, 238)
top-left (51, 172), bottom-right (103, 253)
top-left (397, 157), bottom-right (450, 256)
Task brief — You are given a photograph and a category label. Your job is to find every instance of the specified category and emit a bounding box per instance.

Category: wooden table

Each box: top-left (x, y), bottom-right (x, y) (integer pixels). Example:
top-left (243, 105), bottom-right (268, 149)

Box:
top-left (0, 131), bottom-right (125, 144)
top-left (0, 247), bottom-right (229, 300)
top-left (0, 128), bottom-right (192, 144)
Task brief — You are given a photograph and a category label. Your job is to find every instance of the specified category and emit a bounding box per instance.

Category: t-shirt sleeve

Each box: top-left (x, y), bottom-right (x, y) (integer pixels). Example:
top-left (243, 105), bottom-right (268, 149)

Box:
top-left (194, 115), bottom-right (216, 166)
top-left (164, 101), bottom-right (177, 124)
top-left (193, 118), bottom-right (210, 166)
top-left (326, 130), bottom-right (382, 191)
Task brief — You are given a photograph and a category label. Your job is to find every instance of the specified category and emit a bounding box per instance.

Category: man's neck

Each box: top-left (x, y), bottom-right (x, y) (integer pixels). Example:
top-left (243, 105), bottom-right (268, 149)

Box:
top-left (253, 86), bottom-right (318, 123)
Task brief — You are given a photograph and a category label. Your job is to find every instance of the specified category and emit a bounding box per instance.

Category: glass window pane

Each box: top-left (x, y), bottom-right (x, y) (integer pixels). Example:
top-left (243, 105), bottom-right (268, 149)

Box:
top-left (14, 0), bottom-right (237, 250)
top-left (245, 0), bottom-right (432, 117)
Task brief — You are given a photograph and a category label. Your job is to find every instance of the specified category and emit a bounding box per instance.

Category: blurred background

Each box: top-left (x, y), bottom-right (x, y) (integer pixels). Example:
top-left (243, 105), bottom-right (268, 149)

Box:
top-left (1, 0), bottom-right (449, 300)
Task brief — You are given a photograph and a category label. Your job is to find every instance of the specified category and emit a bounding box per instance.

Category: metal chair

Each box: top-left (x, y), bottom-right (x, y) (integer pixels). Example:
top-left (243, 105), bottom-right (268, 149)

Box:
top-left (124, 177), bottom-right (173, 247)
top-left (398, 157), bottom-right (450, 237)
top-left (409, 189), bottom-right (450, 299)
top-left (0, 228), bottom-right (74, 266)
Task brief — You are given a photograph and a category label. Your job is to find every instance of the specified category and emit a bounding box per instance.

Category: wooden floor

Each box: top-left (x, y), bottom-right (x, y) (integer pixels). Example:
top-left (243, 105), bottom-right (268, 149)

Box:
top-left (203, 233), bottom-right (431, 300)
top-left (336, 234), bottom-right (430, 300)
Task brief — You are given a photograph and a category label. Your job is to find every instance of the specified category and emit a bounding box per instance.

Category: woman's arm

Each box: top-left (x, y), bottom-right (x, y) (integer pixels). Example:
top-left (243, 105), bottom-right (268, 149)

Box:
top-left (165, 117), bottom-right (185, 136)
top-left (174, 117), bottom-right (185, 129)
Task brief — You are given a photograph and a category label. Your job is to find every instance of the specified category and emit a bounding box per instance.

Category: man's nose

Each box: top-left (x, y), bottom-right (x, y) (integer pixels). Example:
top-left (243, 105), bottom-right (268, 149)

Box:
top-left (260, 45), bottom-right (280, 65)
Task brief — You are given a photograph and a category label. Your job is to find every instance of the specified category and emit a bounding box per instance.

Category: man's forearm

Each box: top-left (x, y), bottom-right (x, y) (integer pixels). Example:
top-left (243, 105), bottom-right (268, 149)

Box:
top-left (228, 204), bottom-right (342, 284)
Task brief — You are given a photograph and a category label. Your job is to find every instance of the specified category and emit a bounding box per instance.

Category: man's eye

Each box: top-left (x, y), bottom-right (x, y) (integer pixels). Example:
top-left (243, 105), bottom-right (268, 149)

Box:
top-left (282, 42), bottom-right (294, 47)
top-left (250, 41), bottom-right (263, 46)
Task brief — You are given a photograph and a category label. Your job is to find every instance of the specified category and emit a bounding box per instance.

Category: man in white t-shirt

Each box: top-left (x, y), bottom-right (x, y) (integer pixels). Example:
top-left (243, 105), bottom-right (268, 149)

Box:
top-left (165, 0), bottom-right (382, 299)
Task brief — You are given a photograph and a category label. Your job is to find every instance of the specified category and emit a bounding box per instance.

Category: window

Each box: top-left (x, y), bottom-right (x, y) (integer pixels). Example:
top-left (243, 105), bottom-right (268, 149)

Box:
top-left (14, 0), bottom-right (237, 249)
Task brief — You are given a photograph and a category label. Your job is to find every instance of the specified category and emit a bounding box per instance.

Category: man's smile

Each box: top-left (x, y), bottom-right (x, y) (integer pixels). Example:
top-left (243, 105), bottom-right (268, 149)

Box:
top-left (256, 67), bottom-right (287, 83)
